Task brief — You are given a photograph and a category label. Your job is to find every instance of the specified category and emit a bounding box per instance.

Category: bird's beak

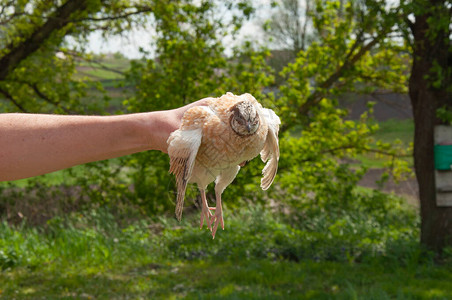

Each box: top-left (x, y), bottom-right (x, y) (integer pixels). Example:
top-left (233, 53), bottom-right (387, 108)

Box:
top-left (246, 122), bottom-right (252, 133)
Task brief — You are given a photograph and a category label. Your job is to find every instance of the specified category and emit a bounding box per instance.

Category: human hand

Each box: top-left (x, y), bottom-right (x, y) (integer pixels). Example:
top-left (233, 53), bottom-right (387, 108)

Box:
top-left (164, 98), bottom-right (211, 133)
top-left (150, 98), bottom-right (211, 153)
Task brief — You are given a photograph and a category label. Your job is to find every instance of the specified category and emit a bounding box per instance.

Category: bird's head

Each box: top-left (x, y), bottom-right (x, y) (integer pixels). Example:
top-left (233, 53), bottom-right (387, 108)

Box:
top-left (230, 101), bottom-right (260, 136)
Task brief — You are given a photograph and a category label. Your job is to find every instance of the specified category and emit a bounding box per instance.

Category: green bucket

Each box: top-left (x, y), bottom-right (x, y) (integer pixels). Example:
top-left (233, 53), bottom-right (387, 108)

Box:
top-left (434, 144), bottom-right (452, 170)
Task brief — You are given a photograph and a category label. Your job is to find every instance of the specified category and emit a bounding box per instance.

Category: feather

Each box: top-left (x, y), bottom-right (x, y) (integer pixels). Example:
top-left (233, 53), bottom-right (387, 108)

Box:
top-left (167, 128), bottom-right (202, 220)
top-left (260, 108), bottom-right (281, 190)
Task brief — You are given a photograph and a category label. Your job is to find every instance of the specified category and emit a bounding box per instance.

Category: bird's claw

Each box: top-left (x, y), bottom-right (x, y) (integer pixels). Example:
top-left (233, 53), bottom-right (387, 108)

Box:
top-left (200, 207), bottom-right (216, 231)
top-left (200, 207), bottom-right (212, 231)
top-left (211, 210), bottom-right (224, 239)
top-left (200, 205), bottom-right (224, 239)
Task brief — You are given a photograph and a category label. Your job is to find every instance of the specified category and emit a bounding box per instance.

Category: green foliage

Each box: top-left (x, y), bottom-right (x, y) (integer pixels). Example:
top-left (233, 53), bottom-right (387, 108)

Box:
top-left (280, 99), bottom-right (373, 190)
top-left (437, 106), bottom-right (452, 125)
top-left (104, 0), bottom-right (411, 216)
top-left (271, 0), bottom-right (412, 195)
top-left (0, 179), bottom-right (421, 271)
top-left (222, 42), bottom-right (275, 101)
top-left (1, 198), bottom-right (450, 299)
top-left (0, 0), bottom-right (118, 113)
top-left (125, 3), bottom-right (226, 112)
top-left (164, 192), bottom-right (418, 264)
top-left (278, 0), bottom-right (409, 128)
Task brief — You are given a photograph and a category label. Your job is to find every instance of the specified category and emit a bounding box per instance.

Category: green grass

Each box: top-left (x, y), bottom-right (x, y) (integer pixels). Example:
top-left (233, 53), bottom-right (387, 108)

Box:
top-left (373, 119), bottom-right (414, 146)
top-left (75, 56), bottom-right (130, 81)
top-left (3, 258), bottom-right (452, 299)
top-left (72, 55), bottom-right (132, 112)
top-left (357, 119), bottom-right (414, 169)
top-left (1, 195), bottom-right (451, 299)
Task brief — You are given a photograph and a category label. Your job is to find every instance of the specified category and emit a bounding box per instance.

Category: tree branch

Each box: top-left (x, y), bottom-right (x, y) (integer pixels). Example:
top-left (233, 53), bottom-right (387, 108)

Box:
top-left (344, 29), bottom-right (365, 62)
top-left (0, 0), bottom-right (89, 81)
top-left (0, 87), bottom-right (28, 112)
top-left (10, 80), bottom-right (72, 113)
top-left (72, 7), bottom-right (153, 22)
top-left (299, 144), bottom-right (411, 163)
top-left (29, 83), bottom-right (71, 114)
top-left (297, 32), bottom-right (386, 116)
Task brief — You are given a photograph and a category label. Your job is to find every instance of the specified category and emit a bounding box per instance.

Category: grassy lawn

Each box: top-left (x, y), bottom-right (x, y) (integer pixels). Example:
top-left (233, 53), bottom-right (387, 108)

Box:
top-left (3, 257), bottom-right (452, 299)
top-left (357, 119), bottom-right (414, 169)
top-left (373, 119), bottom-right (414, 146)
top-left (1, 199), bottom-right (451, 299)
top-left (75, 55), bottom-right (131, 81)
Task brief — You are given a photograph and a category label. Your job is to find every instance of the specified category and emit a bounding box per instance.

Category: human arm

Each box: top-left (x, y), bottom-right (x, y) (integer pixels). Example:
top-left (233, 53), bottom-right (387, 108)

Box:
top-left (0, 99), bottom-right (208, 181)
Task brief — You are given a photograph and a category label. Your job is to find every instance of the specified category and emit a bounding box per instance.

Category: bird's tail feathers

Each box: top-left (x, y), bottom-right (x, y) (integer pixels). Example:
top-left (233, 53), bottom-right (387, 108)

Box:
top-left (175, 188), bottom-right (186, 221)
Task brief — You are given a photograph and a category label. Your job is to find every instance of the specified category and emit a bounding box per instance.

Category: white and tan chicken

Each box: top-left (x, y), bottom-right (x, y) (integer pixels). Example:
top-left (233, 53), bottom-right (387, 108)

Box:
top-left (167, 92), bottom-right (280, 238)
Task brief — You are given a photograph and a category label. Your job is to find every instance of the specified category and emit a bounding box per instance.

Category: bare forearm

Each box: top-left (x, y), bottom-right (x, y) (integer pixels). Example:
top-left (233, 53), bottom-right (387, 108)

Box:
top-left (0, 98), bottom-right (209, 181)
top-left (0, 112), bottom-right (164, 181)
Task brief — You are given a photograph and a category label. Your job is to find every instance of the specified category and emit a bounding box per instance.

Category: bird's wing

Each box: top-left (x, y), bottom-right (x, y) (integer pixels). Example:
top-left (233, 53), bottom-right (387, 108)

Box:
top-left (260, 108), bottom-right (281, 190)
top-left (168, 107), bottom-right (207, 221)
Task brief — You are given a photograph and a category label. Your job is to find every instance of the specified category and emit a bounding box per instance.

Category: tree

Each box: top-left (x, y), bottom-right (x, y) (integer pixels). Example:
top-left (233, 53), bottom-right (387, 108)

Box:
top-left (406, 0), bottom-right (452, 252)
top-left (263, 0), bottom-right (314, 85)
top-left (0, 0), bottom-right (153, 113)
top-left (279, 0), bottom-right (409, 130)
top-left (257, 0), bottom-right (412, 225)
top-left (265, 0), bottom-right (314, 55)
top-left (278, 0), bottom-right (452, 253)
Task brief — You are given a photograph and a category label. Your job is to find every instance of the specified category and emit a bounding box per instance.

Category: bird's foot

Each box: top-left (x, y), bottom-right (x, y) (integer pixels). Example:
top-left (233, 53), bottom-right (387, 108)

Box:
top-left (211, 208), bottom-right (224, 239)
top-left (200, 206), bottom-right (215, 231)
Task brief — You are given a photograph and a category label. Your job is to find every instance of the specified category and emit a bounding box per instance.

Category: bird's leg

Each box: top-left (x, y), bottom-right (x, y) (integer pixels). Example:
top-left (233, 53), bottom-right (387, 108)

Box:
top-left (211, 165), bottom-right (240, 239)
top-left (211, 190), bottom-right (224, 239)
top-left (199, 188), bottom-right (213, 231)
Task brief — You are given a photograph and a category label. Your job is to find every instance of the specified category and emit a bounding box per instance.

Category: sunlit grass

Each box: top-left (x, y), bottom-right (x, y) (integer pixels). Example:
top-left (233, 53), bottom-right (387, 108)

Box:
top-left (356, 119), bottom-right (414, 169)
top-left (1, 199), bottom-right (451, 299)
top-left (373, 119), bottom-right (414, 146)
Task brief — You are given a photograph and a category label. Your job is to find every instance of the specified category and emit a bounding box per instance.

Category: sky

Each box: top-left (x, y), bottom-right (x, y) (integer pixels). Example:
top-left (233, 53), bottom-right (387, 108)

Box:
top-left (84, 2), bottom-right (270, 59)
top-left (85, 29), bottom-right (155, 59)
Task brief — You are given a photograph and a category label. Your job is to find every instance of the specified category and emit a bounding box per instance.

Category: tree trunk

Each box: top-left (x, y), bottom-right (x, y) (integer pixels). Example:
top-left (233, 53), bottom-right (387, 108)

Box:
top-left (409, 0), bottom-right (452, 252)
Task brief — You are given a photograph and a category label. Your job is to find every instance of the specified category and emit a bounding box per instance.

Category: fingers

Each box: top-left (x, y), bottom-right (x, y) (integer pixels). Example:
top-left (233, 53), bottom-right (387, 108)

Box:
top-left (175, 97), bottom-right (211, 120)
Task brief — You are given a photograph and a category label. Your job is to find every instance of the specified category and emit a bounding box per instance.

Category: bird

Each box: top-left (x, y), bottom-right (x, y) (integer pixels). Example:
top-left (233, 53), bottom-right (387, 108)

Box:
top-left (167, 92), bottom-right (280, 238)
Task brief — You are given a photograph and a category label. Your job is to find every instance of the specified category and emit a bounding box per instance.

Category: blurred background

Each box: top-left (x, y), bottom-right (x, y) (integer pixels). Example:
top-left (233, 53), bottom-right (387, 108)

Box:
top-left (0, 0), bottom-right (451, 298)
